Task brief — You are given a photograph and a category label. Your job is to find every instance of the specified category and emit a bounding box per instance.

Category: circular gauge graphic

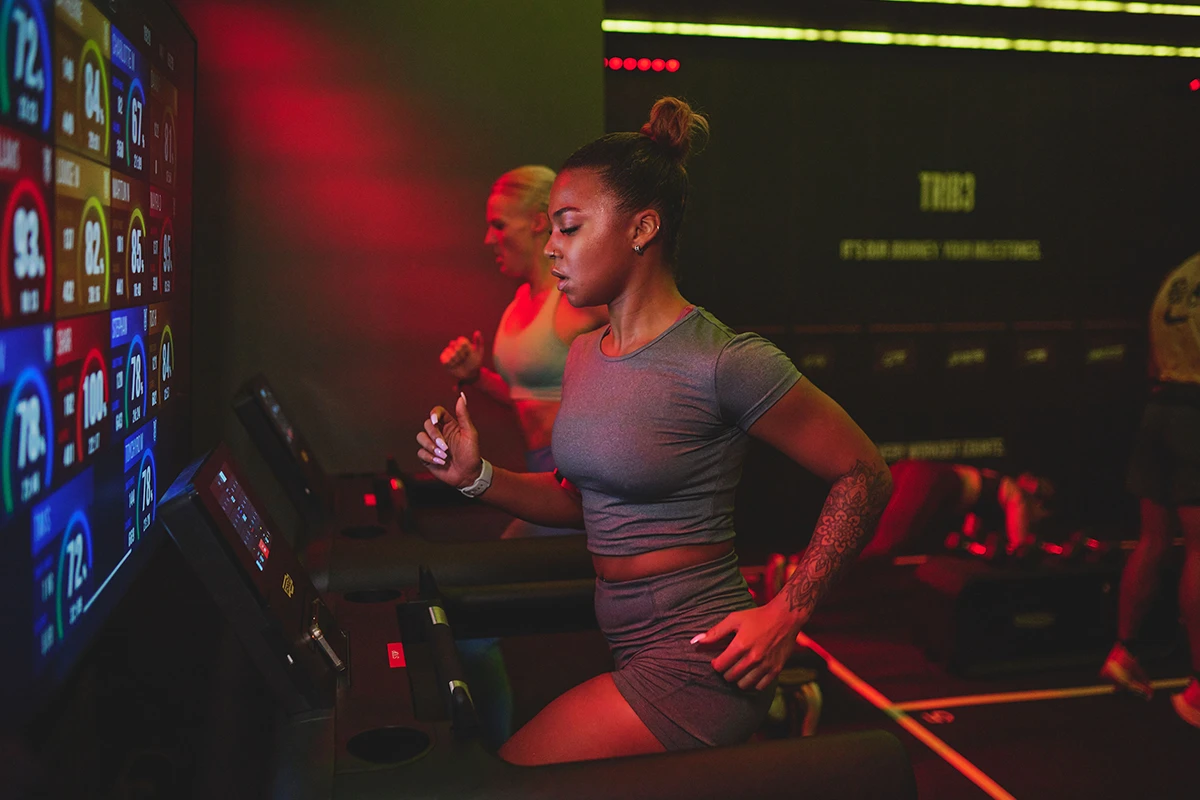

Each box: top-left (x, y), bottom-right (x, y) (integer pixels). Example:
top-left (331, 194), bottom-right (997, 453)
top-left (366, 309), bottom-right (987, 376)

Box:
top-left (0, 0), bottom-right (52, 132)
top-left (124, 78), bottom-right (145, 170)
top-left (159, 325), bottom-right (173, 403)
top-left (159, 218), bottom-right (172, 294)
top-left (3, 364), bottom-right (51, 513)
top-left (76, 347), bottom-right (106, 460)
top-left (134, 447), bottom-right (155, 539)
top-left (55, 509), bottom-right (93, 637)
top-left (0, 176), bottom-right (52, 320)
top-left (123, 334), bottom-right (146, 430)
top-left (76, 196), bottom-right (109, 308)
top-left (78, 39), bottom-right (109, 156)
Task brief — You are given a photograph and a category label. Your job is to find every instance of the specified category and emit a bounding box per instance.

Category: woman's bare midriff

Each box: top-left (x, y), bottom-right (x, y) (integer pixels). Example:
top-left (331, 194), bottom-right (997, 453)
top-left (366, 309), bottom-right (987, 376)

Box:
top-left (593, 541), bottom-right (734, 582)
top-left (514, 398), bottom-right (560, 452)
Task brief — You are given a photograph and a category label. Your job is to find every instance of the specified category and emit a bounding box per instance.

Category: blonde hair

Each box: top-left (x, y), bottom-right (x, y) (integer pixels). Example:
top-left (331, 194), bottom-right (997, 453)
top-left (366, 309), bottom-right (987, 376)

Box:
top-left (490, 165), bottom-right (557, 214)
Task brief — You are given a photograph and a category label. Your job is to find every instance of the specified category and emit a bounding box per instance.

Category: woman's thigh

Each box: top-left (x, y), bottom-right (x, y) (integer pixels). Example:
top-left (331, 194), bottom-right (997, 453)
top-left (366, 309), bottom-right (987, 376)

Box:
top-left (498, 672), bottom-right (665, 766)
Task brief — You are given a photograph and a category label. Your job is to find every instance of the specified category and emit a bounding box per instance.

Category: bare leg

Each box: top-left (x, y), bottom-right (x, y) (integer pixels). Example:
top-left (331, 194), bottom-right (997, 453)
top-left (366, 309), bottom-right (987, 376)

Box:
top-left (498, 673), bottom-right (665, 765)
top-left (1175, 506), bottom-right (1200, 670)
top-left (1118, 498), bottom-right (1176, 644)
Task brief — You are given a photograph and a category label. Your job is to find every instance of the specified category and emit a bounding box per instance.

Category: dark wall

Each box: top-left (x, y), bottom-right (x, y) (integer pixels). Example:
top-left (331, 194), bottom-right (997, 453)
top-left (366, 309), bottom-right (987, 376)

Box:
top-left (605, 26), bottom-right (1200, 554)
top-left (179, 0), bottom-right (604, 505)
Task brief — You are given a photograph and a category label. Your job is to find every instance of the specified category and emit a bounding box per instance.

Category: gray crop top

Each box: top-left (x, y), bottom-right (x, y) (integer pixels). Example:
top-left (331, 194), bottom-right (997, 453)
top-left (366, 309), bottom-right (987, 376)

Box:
top-left (551, 308), bottom-right (802, 557)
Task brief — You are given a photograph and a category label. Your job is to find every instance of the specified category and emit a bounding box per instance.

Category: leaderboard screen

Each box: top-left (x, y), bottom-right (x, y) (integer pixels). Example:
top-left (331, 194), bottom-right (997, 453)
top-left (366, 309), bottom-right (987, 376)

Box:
top-left (0, 0), bottom-right (193, 722)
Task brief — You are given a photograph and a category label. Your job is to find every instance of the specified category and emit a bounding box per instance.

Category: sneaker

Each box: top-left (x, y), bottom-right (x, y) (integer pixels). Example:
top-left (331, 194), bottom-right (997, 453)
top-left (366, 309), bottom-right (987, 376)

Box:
top-left (1171, 679), bottom-right (1200, 730)
top-left (1100, 642), bottom-right (1153, 700)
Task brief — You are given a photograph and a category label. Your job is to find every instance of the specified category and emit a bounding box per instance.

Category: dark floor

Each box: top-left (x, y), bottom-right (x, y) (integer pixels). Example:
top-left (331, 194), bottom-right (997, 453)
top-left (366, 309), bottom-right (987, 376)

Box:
top-left (791, 556), bottom-right (1197, 800)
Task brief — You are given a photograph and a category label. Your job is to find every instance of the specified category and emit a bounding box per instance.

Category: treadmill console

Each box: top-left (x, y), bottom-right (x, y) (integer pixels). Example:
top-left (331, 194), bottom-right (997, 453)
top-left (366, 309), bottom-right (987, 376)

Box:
top-left (159, 443), bottom-right (348, 713)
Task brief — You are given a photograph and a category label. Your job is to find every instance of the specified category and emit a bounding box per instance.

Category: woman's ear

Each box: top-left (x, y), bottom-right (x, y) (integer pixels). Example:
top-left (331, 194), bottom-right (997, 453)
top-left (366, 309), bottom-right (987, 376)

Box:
top-left (631, 208), bottom-right (662, 251)
top-left (531, 210), bottom-right (551, 235)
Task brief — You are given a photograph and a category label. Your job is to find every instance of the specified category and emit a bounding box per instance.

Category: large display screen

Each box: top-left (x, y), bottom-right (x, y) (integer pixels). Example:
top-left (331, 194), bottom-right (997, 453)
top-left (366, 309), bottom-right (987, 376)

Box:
top-left (0, 0), bottom-right (193, 722)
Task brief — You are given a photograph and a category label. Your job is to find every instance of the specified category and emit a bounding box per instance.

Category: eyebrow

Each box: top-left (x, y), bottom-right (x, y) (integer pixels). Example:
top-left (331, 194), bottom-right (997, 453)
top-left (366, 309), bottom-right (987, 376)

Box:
top-left (551, 206), bottom-right (581, 219)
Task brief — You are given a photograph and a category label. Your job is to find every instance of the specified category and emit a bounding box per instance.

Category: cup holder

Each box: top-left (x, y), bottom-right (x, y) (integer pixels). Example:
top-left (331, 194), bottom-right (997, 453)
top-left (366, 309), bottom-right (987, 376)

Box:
top-left (342, 589), bottom-right (403, 604)
top-left (340, 524), bottom-right (387, 539)
top-left (346, 726), bottom-right (432, 765)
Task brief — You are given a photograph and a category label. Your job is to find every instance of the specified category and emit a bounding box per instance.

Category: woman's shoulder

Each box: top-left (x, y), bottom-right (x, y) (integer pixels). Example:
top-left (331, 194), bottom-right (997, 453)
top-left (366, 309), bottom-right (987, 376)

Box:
top-left (679, 308), bottom-right (760, 356)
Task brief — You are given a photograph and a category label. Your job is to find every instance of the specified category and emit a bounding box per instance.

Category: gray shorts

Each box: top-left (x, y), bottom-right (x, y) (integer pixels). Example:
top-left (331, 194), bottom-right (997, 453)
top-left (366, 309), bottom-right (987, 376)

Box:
top-left (595, 550), bottom-right (775, 750)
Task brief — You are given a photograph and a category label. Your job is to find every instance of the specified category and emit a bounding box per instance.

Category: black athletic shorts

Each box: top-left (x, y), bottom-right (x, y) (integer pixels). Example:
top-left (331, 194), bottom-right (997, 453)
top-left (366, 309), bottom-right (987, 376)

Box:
top-left (1126, 383), bottom-right (1200, 507)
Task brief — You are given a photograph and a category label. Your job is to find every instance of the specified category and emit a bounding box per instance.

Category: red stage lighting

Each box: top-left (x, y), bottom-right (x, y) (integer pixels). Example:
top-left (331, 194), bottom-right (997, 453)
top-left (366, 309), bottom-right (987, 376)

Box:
top-left (608, 56), bottom-right (623, 69)
top-left (637, 57), bottom-right (651, 70)
top-left (666, 58), bottom-right (680, 72)
top-left (652, 58), bottom-right (665, 71)
top-left (623, 57), bottom-right (637, 70)
top-left (1191, 78), bottom-right (1200, 91)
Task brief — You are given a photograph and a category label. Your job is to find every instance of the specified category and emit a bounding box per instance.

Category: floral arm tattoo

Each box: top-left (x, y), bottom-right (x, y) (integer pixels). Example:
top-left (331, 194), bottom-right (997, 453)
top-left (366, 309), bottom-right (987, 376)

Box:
top-left (783, 458), bottom-right (893, 619)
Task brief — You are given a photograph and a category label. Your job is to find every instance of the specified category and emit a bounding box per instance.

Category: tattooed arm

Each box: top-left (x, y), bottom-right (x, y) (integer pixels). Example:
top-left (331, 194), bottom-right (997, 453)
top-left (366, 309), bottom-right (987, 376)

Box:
top-left (780, 458), bottom-right (893, 621)
top-left (699, 379), bottom-right (893, 690)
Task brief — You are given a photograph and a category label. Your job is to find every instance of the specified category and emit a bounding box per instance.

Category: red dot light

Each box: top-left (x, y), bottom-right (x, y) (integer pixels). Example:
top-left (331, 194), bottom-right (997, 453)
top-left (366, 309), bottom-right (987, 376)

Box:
top-left (606, 57), bottom-right (680, 73)
top-left (1191, 78), bottom-right (1200, 91)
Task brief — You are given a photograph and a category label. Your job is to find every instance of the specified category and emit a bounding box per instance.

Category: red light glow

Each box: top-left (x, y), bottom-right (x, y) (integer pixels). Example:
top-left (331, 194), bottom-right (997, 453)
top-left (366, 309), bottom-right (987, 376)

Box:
top-left (606, 57), bottom-right (680, 72)
top-left (390, 477), bottom-right (401, 491)
top-left (1191, 78), bottom-right (1200, 91)
top-left (967, 542), bottom-right (987, 556)
top-left (363, 493), bottom-right (378, 507)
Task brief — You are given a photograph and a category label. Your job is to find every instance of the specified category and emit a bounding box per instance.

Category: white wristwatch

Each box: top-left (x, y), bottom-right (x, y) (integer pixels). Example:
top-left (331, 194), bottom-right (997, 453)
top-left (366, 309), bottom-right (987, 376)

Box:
top-left (459, 459), bottom-right (494, 498)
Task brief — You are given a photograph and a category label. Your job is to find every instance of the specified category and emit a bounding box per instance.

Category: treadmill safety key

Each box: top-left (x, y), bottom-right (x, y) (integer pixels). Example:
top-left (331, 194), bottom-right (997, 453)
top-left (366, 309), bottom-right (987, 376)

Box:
top-left (387, 642), bottom-right (406, 668)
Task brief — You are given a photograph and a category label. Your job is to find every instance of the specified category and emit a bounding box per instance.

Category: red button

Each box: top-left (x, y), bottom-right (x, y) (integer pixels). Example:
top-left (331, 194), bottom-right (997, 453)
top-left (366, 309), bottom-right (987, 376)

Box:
top-left (363, 493), bottom-right (377, 507)
top-left (387, 642), bottom-right (406, 668)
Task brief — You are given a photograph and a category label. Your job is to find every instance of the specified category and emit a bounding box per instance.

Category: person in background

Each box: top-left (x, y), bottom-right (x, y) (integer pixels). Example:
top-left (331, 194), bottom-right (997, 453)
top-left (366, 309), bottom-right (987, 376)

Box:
top-left (860, 459), bottom-right (1054, 559)
top-left (1101, 251), bottom-right (1200, 729)
top-left (440, 165), bottom-right (607, 539)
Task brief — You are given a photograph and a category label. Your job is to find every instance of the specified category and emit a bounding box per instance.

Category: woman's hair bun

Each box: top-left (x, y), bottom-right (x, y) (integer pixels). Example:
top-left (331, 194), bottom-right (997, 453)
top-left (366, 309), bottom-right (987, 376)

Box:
top-left (639, 97), bottom-right (709, 163)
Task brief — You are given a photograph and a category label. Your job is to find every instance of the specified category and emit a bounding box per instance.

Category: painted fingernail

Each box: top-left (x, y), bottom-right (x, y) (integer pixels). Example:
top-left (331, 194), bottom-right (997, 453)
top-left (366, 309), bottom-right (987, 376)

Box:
top-left (434, 448), bottom-right (447, 459)
top-left (690, 634), bottom-right (706, 644)
top-left (431, 412), bottom-right (439, 425)
top-left (433, 457), bottom-right (445, 466)
top-left (460, 392), bottom-right (467, 404)
top-left (436, 438), bottom-right (448, 451)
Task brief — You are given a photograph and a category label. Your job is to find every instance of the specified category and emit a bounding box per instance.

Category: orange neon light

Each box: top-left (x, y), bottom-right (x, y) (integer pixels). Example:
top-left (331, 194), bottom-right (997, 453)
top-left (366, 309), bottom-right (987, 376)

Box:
top-left (797, 632), bottom-right (1018, 800)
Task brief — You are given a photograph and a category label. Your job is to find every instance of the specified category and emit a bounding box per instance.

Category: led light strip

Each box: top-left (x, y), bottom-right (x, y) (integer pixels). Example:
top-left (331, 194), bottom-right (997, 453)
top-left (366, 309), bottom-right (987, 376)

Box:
top-left (882, 0), bottom-right (1200, 17)
top-left (602, 19), bottom-right (1200, 57)
top-left (797, 632), bottom-right (1018, 800)
top-left (895, 677), bottom-right (1192, 711)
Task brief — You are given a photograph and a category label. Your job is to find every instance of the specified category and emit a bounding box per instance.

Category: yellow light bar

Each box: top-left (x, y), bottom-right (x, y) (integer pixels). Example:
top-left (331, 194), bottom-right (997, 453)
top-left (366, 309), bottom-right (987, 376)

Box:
top-left (601, 19), bottom-right (1200, 57)
top-left (881, 1), bottom-right (1200, 17)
